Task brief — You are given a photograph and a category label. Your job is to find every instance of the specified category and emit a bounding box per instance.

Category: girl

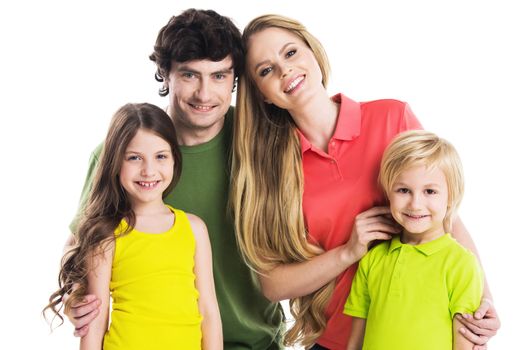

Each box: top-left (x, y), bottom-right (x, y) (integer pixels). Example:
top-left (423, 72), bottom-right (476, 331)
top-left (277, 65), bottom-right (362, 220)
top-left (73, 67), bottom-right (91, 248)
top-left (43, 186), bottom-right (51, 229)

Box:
top-left (231, 14), bottom-right (498, 349)
top-left (344, 130), bottom-right (483, 350)
top-left (44, 103), bottom-right (222, 349)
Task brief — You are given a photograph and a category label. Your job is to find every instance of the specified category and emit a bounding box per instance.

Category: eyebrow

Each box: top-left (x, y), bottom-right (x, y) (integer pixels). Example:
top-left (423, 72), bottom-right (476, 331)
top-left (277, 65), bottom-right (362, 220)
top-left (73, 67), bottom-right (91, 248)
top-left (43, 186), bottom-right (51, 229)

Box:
top-left (125, 149), bottom-right (171, 155)
top-left (253, 42), bottom-right (295, 73)
top-left (176, 65), bottom-right (234, 76)
top-left (393, 182), bottom-right (442, 187)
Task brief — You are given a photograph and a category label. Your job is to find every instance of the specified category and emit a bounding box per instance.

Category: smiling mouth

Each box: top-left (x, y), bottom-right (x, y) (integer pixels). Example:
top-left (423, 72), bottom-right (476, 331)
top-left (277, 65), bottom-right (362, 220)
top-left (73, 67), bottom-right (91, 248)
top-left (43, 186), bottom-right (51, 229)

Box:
top-left (136, 181), bottom-right (160, 188)
top-left (189, 103), bottom-right (215, 112)
top-left (284, 75), bottom-right (305, 93)
top-left (404, 213), bottom-right (429, 219)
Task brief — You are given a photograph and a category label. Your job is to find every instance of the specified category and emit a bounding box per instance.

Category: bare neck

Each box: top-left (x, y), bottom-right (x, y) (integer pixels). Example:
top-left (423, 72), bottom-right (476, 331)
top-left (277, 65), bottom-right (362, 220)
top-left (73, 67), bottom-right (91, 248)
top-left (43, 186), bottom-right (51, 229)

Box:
top-left (290, 93), bottom-right (339, 153)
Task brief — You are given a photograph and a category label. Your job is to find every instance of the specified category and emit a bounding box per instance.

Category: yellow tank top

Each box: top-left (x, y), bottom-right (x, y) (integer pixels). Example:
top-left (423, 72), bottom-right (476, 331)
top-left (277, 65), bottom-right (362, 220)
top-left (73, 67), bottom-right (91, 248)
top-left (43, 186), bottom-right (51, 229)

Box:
top-left (103, 206), bottom-right (202, 350)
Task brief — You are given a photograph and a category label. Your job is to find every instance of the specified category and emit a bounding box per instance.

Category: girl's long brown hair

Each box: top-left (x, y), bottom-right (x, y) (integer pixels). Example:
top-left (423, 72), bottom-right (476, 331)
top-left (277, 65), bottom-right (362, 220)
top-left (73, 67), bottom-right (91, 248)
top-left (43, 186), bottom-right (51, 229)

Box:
top-left (231, 15), bottom-right (334, 348)
top-left (43, 103), bottom-right (181, 326)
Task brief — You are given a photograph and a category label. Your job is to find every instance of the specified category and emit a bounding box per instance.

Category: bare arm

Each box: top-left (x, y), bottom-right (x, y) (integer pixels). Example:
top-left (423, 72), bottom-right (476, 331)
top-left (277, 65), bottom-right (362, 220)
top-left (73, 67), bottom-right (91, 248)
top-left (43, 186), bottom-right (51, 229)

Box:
top-left (453, 315), bottom-right (474, 350)
top-left (79, 242), bottom-right (113, 350)
top-left (347, 317), bottom-right (366, 350)
top-left (63, 234), bottom-right (102, 337)
top-left (259, 207), bottom-right (398, 301)
top-left (451, 217), bottom-right (500, 348)
top-left (189, 214), bottom-right (223, 350)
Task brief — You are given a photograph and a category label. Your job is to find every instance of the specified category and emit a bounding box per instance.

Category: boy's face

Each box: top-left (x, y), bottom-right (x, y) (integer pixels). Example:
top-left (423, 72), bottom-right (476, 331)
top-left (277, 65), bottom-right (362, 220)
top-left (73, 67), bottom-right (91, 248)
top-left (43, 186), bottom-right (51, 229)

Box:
top-left (387, 165), bottom-right (449, 244)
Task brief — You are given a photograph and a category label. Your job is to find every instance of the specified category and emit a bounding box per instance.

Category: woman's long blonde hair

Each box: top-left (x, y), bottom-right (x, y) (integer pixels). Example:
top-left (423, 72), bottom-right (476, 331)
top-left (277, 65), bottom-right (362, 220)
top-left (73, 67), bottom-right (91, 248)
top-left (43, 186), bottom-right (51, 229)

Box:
top-left (231, 14), bottom-right (334, 348)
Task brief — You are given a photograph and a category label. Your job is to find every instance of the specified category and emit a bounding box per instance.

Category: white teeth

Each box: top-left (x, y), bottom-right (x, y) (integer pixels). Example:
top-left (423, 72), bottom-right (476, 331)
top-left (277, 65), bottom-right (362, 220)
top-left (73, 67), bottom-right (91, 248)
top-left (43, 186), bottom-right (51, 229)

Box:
top-left (192, 105), bottom-right (213, 111)
top-left (138, 181), bottom-right (158, 188)
top-left (285, 76), bottom-right (304, 93)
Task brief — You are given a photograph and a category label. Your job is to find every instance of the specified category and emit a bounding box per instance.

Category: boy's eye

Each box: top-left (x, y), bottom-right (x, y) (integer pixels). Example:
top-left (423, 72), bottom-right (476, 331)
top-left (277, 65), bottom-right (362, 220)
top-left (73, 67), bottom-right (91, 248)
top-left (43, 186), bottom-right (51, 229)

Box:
top-left (285, 49), bottom-right (297, 58)
top-left (214, 73), bottom-right (226, 80)
top-left (182, 72), bottom-right (195, 79)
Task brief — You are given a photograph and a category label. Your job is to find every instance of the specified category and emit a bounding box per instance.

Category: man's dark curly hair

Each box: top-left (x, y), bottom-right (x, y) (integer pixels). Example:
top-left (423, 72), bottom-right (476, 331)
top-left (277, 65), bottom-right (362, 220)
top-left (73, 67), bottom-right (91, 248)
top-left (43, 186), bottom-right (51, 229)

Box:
top-left (149, 9), bottom-right (244, 96)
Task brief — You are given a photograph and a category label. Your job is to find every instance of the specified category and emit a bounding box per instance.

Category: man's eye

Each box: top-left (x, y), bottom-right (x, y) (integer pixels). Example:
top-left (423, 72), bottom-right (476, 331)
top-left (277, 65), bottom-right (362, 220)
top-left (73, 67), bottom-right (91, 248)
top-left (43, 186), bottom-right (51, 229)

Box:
top-left (214, 73), bottom-right (226, 80)
top-left (182, 72), bottom-right (195, 79)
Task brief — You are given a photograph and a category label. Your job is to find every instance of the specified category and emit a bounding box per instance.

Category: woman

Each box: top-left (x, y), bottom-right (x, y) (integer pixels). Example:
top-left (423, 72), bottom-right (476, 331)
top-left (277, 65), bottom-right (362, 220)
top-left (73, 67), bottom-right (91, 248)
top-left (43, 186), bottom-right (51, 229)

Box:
top-left (231, 14), bottom-right (499, 350)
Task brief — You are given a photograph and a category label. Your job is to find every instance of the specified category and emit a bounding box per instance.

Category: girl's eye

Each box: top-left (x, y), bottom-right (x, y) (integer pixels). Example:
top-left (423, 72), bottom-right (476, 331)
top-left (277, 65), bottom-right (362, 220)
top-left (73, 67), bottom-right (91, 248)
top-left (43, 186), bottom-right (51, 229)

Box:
top-left (157, 154), bottom-right (169, 160)
top-left (285, 49), bottom-right (297, 58)
top-left (425, 189), bottom-right (437, 195)
top-left (396, 188), bottom-right (410, 194)
top-left (260, 66), bottom-right (272, 77)
top-left (127, 155), bottom-right (141, 161)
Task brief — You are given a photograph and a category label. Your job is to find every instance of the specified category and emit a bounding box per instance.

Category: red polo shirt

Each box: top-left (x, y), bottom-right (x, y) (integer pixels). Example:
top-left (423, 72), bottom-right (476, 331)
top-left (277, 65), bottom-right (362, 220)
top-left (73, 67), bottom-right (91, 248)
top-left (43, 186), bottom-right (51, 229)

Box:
top-left (300, 94), bottom-right (422, 349)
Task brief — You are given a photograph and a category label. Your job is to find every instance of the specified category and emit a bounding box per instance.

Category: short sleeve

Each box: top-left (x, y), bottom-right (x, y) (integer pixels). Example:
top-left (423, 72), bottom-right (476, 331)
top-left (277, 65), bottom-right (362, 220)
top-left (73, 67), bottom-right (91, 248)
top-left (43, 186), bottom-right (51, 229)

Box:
top-left (69, 143), bottom-right (103, 235)
top-left (343, 253), bottom-right (371, 319)
top-left (448, 251), bottom-right (484, 316)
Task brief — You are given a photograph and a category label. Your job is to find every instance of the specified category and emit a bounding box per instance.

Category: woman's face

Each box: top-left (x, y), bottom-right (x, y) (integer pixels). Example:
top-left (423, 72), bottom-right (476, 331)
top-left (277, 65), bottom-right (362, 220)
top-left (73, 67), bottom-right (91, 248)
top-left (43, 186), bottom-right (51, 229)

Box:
top-left (246, 27), bottom-right (324, 111)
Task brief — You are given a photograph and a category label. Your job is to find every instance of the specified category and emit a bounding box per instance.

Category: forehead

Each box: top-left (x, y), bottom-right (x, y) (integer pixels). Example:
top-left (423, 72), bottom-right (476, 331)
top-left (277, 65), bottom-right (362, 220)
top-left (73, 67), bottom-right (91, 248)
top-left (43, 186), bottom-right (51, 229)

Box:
top-left (247, 27), bottom-right (303, 61)
top-left (171, 56), bottom-right (233, 74)
top-left (127, 129), bottom-right (169, 150)
top-left (396, 165), bottom-right (447, 186)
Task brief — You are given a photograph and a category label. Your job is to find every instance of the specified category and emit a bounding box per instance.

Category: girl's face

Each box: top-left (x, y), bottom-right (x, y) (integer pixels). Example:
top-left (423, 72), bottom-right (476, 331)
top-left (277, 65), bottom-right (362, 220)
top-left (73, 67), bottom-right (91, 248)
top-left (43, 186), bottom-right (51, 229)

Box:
top-left (387, 165), bottom-right (449, 244)
top-left (246, 27), bottom-right (324, 112)
top-left (119, 129), bottom-right (174, 208)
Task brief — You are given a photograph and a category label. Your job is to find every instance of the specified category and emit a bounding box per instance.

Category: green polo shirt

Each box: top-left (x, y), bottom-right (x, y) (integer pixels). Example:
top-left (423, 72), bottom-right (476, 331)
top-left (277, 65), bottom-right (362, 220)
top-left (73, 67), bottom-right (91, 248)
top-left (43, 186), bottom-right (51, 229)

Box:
top-left (344, 234), bottom-right (483, 350)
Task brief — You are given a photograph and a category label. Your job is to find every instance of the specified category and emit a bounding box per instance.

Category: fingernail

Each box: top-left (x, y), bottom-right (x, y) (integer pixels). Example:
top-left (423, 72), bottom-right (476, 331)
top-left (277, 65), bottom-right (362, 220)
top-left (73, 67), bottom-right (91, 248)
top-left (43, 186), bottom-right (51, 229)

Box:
top-left (475, 312), bottom-right (481, 319)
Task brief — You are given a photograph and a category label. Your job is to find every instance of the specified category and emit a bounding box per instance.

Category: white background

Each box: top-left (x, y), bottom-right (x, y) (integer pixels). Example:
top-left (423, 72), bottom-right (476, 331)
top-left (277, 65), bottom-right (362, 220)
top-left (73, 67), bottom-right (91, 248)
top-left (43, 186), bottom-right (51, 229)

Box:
top-left (1, 0), bottom-right (523, 349)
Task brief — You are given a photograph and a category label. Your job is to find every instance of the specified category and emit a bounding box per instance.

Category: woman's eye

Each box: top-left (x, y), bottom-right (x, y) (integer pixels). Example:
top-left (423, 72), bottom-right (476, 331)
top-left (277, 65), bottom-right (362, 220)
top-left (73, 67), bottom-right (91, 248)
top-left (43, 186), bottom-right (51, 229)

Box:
top-left (260, 67), bottom-right (272, 77)
top-left (285, 49), bottom-right (297, 58)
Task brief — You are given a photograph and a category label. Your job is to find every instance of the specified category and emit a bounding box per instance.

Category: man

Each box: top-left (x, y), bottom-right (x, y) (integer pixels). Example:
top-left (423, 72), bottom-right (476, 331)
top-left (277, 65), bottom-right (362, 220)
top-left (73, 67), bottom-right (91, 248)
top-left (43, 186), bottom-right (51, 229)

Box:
top-left (65, 9), bottom-right (283, 349)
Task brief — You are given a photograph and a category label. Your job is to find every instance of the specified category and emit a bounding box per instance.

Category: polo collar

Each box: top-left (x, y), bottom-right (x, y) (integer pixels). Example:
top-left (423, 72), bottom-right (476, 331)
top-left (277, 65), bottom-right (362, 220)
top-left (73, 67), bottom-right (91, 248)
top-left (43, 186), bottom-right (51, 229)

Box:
top-left (299, 93), bottom-right (362, 153)
top-left (388, 233), bottom-right (455, 256)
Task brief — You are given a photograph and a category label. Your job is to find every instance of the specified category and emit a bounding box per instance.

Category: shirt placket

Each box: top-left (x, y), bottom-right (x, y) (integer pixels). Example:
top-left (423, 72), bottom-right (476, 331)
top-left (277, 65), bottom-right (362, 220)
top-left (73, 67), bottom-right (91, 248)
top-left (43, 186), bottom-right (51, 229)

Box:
top-left (327, 139), bottom-right (343, 180)
top-left (389, 246), bottom-right (406, 298)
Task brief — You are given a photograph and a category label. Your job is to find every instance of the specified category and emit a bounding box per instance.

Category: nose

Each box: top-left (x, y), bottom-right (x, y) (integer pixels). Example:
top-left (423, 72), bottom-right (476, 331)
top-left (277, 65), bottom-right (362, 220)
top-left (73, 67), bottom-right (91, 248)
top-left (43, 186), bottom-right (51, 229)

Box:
top-left (140, 160), bottom-right (155, 177)
top-left (194, 78), bottom-right (211, 102)
top-left (279, 64), bottom-right (292, 79)
top-left (408, 193), bottom-right (422, 210)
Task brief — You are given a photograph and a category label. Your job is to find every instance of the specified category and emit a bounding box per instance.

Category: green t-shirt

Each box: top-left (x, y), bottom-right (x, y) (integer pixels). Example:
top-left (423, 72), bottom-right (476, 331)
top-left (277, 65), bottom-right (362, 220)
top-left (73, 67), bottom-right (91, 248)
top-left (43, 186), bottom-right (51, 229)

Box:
top-left (71, 107), bottom-right (284, 350)
top-left (344, 234), bottom-right (483, 350)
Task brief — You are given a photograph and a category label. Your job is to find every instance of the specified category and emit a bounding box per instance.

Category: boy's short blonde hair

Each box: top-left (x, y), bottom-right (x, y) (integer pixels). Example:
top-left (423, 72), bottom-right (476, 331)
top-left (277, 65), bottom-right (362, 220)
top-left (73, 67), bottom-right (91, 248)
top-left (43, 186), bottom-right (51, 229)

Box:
top-left (379, 130), bottom-right (464, 231)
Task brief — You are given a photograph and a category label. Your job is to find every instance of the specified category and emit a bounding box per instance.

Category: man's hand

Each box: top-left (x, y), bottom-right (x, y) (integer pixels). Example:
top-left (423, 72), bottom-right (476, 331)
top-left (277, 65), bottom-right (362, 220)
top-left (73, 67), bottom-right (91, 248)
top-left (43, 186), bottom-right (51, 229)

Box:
top-left (63, 293), bottom-right (101, 337)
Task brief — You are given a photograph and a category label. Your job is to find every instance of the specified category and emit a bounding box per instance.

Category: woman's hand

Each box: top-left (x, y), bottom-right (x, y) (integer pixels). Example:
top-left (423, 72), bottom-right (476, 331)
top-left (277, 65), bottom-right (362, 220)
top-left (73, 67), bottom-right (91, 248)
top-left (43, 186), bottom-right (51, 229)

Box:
top-left (342, 206), bottom-right (400, 264)
top-left (456, 298), bottom-right (500, 350)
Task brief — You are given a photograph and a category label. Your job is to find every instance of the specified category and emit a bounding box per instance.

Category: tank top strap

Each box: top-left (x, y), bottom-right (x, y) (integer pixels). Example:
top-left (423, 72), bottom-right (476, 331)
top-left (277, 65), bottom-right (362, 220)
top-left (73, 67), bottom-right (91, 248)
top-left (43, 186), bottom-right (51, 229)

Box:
top-left (167, 206), bottom-right (195, 240)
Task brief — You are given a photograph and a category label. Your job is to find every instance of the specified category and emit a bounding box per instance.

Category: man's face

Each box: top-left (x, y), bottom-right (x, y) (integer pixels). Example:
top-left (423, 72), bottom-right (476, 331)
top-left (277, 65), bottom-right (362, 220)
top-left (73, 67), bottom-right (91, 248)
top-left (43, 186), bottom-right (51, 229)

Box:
top-left (166, 56), bottom-right (235, 144)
